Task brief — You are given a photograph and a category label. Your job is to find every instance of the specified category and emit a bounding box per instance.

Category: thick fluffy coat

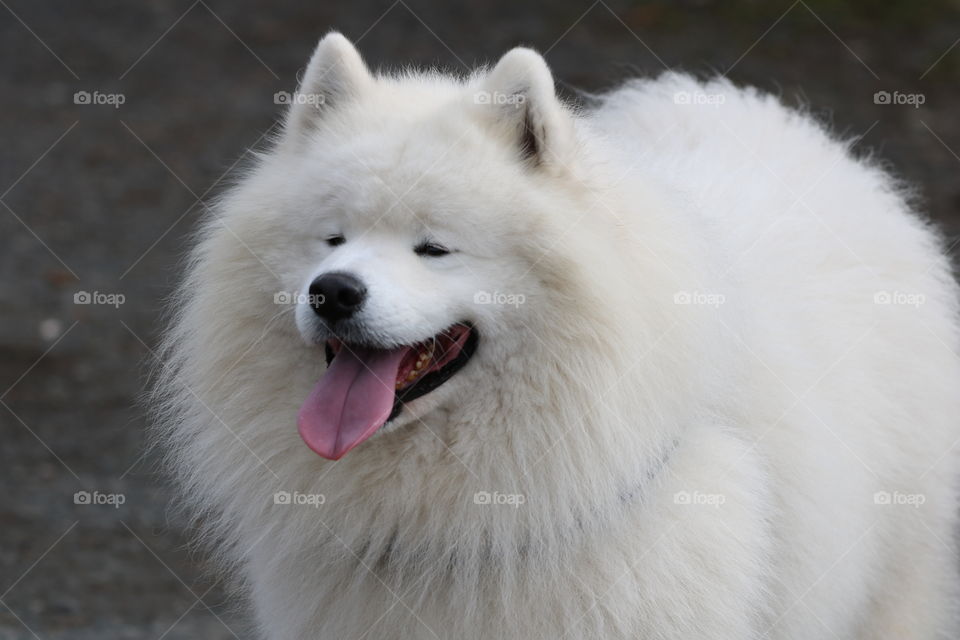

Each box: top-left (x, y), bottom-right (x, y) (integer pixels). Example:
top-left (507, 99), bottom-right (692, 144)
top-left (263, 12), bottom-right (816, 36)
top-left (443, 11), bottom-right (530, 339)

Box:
top-left (154, 33), bottom-right (960, 639)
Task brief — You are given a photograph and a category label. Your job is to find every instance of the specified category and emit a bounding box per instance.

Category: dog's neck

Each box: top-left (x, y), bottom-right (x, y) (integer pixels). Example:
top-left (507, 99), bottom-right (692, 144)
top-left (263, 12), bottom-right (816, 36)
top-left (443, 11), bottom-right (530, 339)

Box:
top-left (616, 436), bottom-right (680, 505)
top-left (345, 435), bottom-right (682, 581)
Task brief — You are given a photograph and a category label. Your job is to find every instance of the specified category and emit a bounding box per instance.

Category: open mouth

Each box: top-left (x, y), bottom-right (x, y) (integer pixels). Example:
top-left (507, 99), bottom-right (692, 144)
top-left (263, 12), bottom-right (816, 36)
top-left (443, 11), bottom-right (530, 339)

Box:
top-left (297, 323), bottom-right (478, 460)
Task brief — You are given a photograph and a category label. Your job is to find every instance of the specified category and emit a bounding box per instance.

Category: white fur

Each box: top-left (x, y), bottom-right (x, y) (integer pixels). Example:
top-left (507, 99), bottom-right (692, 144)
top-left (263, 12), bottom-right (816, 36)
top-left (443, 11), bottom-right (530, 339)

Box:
top-left (154, 33), bottom-right (960, 639)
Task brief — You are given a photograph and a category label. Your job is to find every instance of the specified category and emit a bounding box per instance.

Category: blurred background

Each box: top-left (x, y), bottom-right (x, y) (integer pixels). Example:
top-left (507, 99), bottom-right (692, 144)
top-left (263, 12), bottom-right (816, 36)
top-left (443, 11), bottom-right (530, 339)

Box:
top-left (1, 0), bottom-right (959, 637)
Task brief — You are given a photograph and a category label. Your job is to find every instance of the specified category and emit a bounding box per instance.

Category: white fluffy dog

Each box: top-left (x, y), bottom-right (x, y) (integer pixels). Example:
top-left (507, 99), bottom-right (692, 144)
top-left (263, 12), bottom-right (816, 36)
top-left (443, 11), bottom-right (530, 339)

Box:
top-left (154, 32), bottom-right (960, 639)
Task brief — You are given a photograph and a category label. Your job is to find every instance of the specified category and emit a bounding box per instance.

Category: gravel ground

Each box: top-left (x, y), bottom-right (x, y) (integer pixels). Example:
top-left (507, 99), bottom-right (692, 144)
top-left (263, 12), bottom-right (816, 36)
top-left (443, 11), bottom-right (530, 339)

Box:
top-left (1, 1), bottom-right (959, 637)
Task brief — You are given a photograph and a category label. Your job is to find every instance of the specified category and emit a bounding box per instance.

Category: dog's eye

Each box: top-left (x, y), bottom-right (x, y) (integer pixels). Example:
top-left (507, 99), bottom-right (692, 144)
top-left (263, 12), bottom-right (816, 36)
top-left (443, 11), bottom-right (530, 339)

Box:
top-left (326, 234), bottom-right (346, 247)
top-left (414, 242), bottom-right (451, 257)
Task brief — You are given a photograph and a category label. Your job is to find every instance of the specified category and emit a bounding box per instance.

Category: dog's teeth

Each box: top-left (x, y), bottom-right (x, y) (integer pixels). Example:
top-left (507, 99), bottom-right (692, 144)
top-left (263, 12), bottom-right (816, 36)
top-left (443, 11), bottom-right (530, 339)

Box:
top-left (415, 349), bottom-right (433, 372)
top-left (396, 347), bottom-right (437, 389)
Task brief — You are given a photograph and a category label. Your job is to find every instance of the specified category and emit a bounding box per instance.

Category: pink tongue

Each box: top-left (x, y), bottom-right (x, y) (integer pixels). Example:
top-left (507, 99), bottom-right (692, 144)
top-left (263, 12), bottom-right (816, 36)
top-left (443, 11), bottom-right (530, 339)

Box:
top-left (298, 345), bottom-right (408, 460)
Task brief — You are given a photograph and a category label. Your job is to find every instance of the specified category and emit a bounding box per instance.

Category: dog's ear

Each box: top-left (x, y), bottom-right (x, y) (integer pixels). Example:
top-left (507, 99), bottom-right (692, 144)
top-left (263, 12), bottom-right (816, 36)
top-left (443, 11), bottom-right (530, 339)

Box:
top-left (281, 32), bottom-right (372, 143)
top-left (474, 48), bottom-right (573, 170)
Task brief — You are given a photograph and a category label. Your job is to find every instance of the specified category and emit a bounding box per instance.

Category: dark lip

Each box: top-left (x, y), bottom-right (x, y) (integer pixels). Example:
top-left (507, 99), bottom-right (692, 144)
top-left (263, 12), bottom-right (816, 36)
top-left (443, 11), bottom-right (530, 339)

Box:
top-left (323, 323), bottom-right (480, 423)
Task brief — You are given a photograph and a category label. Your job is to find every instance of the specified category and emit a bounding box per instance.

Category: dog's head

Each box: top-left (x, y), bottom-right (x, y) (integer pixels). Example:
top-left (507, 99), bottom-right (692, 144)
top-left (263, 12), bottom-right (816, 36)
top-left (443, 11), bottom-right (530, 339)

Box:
top-left (196, 34), bottom-right (676, 463)
top-left (216, 33), bottom-right (600, 460)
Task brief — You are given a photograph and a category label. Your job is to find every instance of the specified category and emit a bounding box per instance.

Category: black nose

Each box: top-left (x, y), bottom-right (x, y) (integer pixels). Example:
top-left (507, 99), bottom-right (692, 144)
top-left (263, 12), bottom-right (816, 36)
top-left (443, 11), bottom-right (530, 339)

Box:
top-left (308, 272), bottom-right (367, 322)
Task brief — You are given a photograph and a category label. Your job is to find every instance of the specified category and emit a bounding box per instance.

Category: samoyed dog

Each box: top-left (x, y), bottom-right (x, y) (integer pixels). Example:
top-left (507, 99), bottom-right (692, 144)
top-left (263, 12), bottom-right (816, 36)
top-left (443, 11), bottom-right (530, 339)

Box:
top-left (154, 32), bottom-right (960, 639)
